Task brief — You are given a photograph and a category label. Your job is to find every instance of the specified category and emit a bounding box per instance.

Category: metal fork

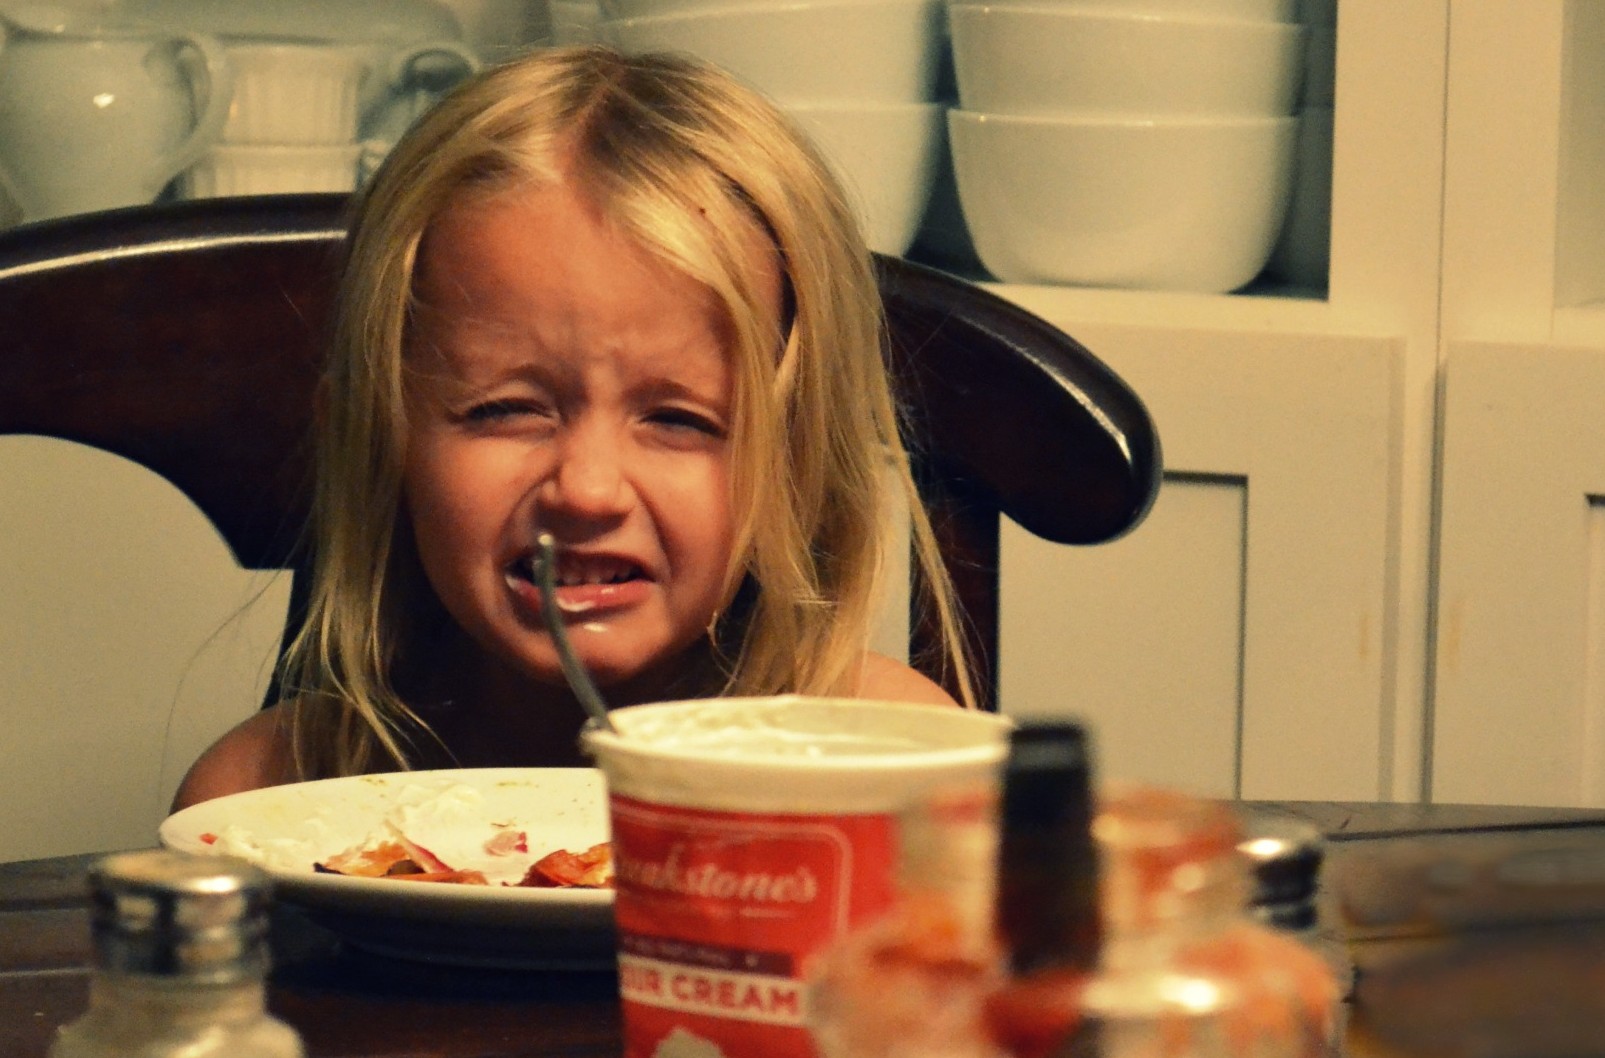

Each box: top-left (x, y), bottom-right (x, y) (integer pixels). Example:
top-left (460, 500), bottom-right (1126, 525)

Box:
top-left (531, 532), bottom-right (618, 734)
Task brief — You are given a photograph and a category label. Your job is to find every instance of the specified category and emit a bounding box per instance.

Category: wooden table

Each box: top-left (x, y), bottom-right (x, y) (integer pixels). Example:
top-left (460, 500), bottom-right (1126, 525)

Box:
top-left (0, 851), bottom-right (623, 1057)
top-left (6, 802), bottom-right (1605, 1058)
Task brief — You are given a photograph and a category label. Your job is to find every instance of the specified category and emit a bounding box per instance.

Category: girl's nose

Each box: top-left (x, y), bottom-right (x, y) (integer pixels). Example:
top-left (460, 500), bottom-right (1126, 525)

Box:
top-left (538, 425), bottom-right (633, 520)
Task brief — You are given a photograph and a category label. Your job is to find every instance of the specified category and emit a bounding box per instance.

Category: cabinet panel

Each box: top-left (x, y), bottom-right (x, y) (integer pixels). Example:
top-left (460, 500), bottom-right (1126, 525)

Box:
top-left (997, 303), bottom-right (1402, 800)
top-left (1002, 475), bottom-right (1244, 797)
top-left (1433, 340), bottom-right (1605, 807)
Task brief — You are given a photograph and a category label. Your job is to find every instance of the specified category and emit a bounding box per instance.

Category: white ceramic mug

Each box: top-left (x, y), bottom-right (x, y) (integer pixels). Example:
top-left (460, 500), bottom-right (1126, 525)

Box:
top-left (0, 7), bottom-right (233, 221)
top-left (180, 141), bottom-right (363, 197)
top-left (222, 40), bottom-right (368, 144)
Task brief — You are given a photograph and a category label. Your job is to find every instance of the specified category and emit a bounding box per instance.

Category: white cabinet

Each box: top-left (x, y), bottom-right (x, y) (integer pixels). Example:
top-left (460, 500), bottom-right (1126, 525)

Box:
top-left (1428, 0), bottom-right (1605, 807)
top-left (993, 1), bottom-right (1451, 803)
top-left (990, 1), bottom-right (1605, 808)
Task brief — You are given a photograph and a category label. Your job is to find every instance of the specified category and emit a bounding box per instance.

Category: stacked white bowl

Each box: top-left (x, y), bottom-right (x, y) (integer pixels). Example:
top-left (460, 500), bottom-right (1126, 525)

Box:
top-left (1266, 0), bottom-right (1336, 289)
top-left (597, 0), bottom-right (946, 256)
top-left (946, 0), bottom-right (1307, 293)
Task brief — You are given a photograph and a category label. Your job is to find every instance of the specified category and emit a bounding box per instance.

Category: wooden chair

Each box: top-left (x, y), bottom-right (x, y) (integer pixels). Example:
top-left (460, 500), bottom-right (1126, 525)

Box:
top-left (0, 194), bottom-right (1159, 714)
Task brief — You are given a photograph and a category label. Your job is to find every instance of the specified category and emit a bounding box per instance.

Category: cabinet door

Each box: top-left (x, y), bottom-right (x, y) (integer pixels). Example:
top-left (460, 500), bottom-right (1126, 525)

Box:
top-left (997, 312), bottom-right (1400, 801)
top-left (1433, 340), bottom-right (1605, 807)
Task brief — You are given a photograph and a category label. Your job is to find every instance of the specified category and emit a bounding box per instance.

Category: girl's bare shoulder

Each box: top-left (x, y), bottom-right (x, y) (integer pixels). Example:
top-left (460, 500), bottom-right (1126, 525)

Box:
top-left (856, 652), bottom-right (960, 707)
top-left (169, 704), bottom-right (299, 812)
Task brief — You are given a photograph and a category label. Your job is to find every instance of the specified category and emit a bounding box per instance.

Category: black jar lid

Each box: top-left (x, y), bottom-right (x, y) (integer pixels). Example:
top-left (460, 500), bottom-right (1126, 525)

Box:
top-left (1237, 810), bottom-right (1325, 931)
top-left (997, 720), bottom-right (1101, 974)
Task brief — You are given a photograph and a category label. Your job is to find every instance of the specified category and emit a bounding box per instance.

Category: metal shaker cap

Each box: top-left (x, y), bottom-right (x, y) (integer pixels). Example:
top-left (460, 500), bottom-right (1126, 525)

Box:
top-left (1236, 811), bottom-right (1324, 931)
top-left (88, 849), bottom-right (273, 983)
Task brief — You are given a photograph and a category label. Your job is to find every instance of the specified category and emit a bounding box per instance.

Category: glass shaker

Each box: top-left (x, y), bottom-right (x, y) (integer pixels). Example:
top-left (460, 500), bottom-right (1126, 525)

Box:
top-left (49, 848), bottom-right (305, 1058)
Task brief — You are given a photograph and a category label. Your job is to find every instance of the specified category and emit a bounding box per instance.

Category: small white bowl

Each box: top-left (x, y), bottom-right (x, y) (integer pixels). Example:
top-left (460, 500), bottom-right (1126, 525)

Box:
top-left (786, 101), bottom-right (944, 256)
top-left (967, 0), bottom-right (1298, 18)
top-left (948, 110), bottom-right (1298, 292)
top-left (601, 0), bottom-right (944, 105)
top-left (949, 5), bottom-right (1305, 118)
top-left (180, 142), bottom-right (363, 198)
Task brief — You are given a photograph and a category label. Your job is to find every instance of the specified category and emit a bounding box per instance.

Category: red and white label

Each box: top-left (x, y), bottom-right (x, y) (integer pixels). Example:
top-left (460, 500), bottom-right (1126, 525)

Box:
top-left (609, 794), bottom-right (900, 1058)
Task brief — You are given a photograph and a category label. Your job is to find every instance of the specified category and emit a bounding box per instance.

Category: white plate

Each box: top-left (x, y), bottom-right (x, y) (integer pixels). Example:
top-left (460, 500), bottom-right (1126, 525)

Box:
top-left (159, 768), bottom-right (615, 970)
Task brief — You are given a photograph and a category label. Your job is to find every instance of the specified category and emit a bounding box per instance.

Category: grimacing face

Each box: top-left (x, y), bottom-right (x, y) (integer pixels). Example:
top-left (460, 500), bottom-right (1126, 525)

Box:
top-left (400, 177), bottom-right (782, 695)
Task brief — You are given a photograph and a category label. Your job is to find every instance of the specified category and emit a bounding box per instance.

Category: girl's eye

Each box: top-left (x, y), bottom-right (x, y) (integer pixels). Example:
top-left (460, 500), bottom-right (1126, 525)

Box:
top-left (648, 407), bottom-right (725, 437)
top-left (461, 398), bottom-right (547, 423)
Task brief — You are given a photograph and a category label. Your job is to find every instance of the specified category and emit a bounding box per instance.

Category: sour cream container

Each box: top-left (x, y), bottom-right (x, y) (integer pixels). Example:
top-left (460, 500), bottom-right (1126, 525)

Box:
top-left (582, 695), bottom-right (1012, 1058)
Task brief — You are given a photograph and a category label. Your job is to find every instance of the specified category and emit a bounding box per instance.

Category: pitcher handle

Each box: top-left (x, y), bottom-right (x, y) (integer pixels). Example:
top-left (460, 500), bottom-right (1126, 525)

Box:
top-left (387, 39), bottom-right (480, 96)
top-left (148, 30), bottom-right (235, 196)
top-left (363, 39), bottom-right (478, 144)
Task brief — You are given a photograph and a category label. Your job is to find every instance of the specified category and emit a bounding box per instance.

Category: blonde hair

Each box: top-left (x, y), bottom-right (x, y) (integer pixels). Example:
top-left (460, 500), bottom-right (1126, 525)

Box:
top-left (282, 46), bottom-right (975, 779)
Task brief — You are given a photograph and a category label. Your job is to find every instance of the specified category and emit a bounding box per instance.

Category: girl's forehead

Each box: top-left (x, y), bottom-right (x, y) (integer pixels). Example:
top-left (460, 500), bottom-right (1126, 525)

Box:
top-left (410, 179), bottom-right (785, 367)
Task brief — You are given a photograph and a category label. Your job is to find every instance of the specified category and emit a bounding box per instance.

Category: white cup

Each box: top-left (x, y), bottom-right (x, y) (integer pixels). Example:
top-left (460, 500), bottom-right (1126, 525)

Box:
top-left (583, 695), bottom-right (1011, 1058)
top-left (180, 141), bottom-right (363, 197)
top-left (222, 40), bottom-right (368, 144)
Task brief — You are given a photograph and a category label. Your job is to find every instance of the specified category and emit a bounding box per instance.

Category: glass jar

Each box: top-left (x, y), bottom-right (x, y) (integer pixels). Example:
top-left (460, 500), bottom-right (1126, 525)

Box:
top-left (807, 777), bottom-right (1008, 1058)
top-left (984, 784), bottom-right (1342, 1058)
top-left (1077, 788), bottom-right (1341, 1058)
top-left (49, 849), bottom-right (304, 1058)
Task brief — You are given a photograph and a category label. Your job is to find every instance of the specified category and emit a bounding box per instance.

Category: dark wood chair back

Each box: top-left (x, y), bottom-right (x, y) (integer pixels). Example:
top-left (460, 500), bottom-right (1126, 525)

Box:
top-left (0, 195), bottom-right (1159, 710)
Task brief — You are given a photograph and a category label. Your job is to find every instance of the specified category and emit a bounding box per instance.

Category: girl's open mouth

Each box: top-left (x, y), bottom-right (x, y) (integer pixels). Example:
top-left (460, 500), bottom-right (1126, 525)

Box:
top-left (506, 553), bottom-right (649, 614)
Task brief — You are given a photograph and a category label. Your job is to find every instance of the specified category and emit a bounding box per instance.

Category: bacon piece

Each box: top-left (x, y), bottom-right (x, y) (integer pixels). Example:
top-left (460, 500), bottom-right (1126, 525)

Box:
top-left (484, 826), bottom-right (528, 857)
top-left (317, 840), bottom-right (416, 878)
top-left (519, 841), bottom-right (614, 888)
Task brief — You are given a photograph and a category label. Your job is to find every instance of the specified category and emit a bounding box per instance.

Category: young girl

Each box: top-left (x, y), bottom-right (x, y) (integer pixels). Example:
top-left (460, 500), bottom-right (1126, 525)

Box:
top-left (173, 46), bottom-right (975, 809)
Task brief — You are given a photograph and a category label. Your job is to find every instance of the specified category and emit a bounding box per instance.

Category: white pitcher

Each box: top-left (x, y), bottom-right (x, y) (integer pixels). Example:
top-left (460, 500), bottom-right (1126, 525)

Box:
top-left (0, 6), bottom-right (233, 222)
top-left (111, 0), bottom-right (479, 147)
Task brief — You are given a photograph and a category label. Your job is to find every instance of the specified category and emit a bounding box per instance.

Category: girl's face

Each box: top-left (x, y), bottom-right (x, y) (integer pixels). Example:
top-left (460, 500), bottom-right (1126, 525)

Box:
top-left (402, 178), bottom-right (777, 694)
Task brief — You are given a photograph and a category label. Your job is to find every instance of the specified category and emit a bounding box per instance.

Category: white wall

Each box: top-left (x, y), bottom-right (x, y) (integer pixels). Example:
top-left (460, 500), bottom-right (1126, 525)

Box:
top-left (0, 436), bottom-right (290, 862)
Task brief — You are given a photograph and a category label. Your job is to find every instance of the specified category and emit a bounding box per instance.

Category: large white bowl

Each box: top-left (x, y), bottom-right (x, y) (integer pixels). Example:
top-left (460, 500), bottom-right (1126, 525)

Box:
top-left (1266, 105), bottom-right (1332, 289)
top-left (786, 101), bottom-right (944, 256)
top-left (600, 0), bottom-right (943, 104)
top-left (949, 5), bottom-right (1305, 118)
top-left (949, 110), bottom-right (1298, 292)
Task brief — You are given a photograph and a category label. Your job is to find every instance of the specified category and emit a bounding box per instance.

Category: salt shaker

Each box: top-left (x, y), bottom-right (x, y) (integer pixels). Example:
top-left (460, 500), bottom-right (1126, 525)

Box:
top-left (49, 848), bottom-right (305, 1058)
